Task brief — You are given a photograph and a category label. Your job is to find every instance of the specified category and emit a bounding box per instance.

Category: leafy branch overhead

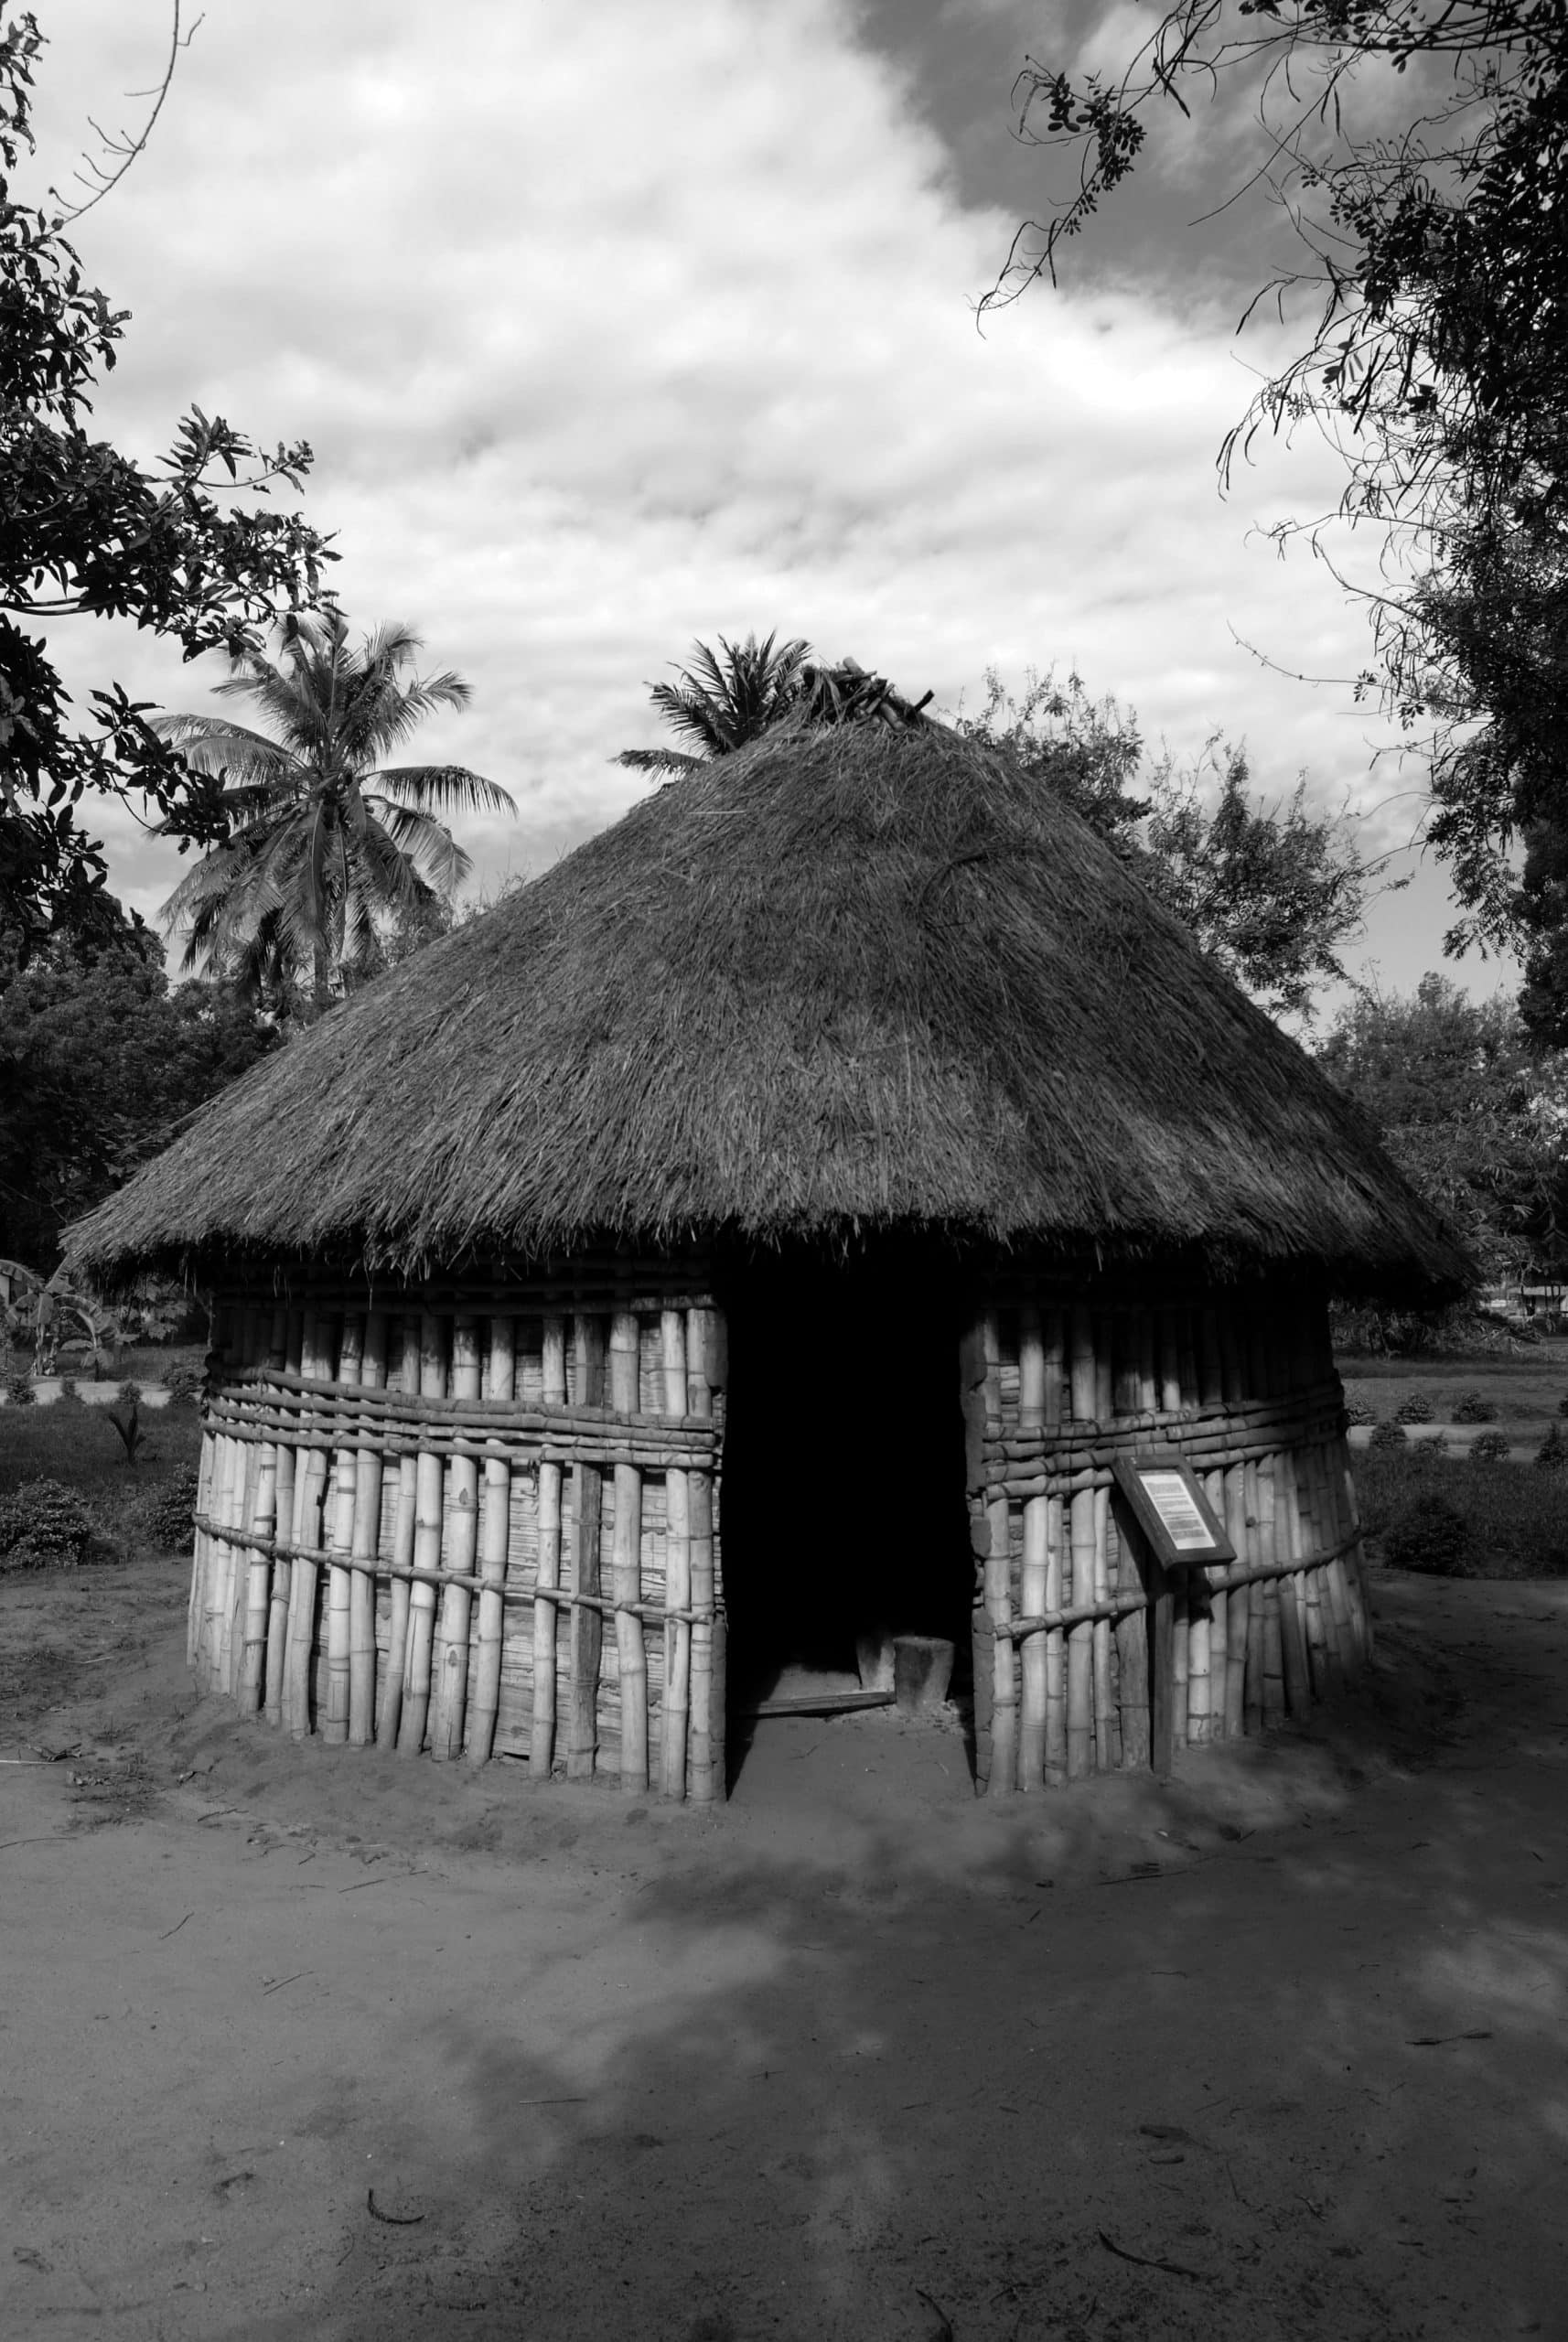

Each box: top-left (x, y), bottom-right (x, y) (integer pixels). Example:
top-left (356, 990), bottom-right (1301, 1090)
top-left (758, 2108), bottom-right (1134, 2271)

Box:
top-left (985, 3), bottom-right (1568, 983)
top-left (157, 609), bottom-right (516, 1016)
top-left (0, 6), bottom-right (334, 953)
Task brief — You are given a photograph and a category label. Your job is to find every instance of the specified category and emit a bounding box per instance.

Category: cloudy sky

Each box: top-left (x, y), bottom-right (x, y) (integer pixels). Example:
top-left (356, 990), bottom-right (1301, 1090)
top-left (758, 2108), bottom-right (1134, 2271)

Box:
top-left (31, 0), bottom-right (1497, 1004)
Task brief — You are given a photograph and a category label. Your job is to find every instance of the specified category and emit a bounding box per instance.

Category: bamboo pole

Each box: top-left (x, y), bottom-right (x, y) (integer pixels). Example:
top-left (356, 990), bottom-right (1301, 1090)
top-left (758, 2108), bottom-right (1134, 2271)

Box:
top-left (1204, 1466), bottom-right (1228, 1741)
top-left (376, 1318), bottom-right (422, 1751)
top-left (686, 1305), bottom-right (719, 1803)
top-left (1272, 1445), bottom-right (1309, 1719)
top-left (321, 1314), bottom-right (365, 1746)
top-left (397, 1312), bottom-right (449, 1756)
top-left (430, 1316), bottom-right (482, 1760)
top-left (1042, 1311), bottom-right (1067, 1785)
top-left (220, 1306), bottom-right (267, 1696)
top-left (1246, 1454), bottom-right (1272, 1733)
top-left (348, 1312), bottom-right (389, 1746)
top-left (1045, 1491), bottom-right (1068, 1783)
top-left (237, 1307), bottom-right (288, 1714)
top-left (1104, 1507), bottom-right (1142, 1767)
top-left (1186, 1571), bottom-right (1212, 1746)
top-left (285, 1312), bottom-right (335, 1740)
top-left (1069, 1305), bottom-right (1096, 1423)
top-left (466, 1316), bottom-right (514, 1767)
top-left (1066, 1486), bottom-right (1095, 1778)
top-left (984, 1313), bottom-right (1017, 1794)
top-left (1171, 1565), bottom-right (1189, 1746)
top-left (660, 1307), bottom-right (691, 1801)
top-left (263, 1309), bottom-right (306, 1728)
top-left (705, 1305), bottom-right (728, 1799)
top-left (1224, 1462), bottom-right (1251, 1738)
top-left (532, 1314), bottom-right (568, 1778)
top-left (188, 1335), bottom-right (218, 1673)
top-left (610, 1307), bottom-right (649, 1793)
top-left (1017, 1307), bottom-right (1047, 1792)
top-left (1091, 1481), bottom-right (1117, 1768)
top-left (201, 1312), bottom-right (243, 1691)
top-left (567, 1312), bottom-right (607, 1780)
top-left (188, 1303), bottom-right (229, 1678)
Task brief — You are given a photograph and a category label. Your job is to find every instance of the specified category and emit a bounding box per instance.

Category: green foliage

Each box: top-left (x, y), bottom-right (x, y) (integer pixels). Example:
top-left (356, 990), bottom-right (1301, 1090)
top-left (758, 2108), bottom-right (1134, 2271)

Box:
top-left (158, 610), bottom-right (514, 1014)
top-left (984, 5), bottom-right (1568, 983)
top-left (0, 9), bottom-right (331, 954)
top-left (1369, 1418), bottom-right (1407, 1451)
top-left (142, 1463), bottom-right (199, 1553)
top-left (1358, 1444), bottom-right (1568, 1577)
top-left (1470, 1430), bottom-right (1512, 1465)
top-left (0, 1475), bottom-right (91, 1570)
top-left (158, 1359), bottom-right (205, 1405)
top-left (5, 1368), bottom-right (35, 1405)
top-left (1534, 1423), bottom-right (1568, 1471)
top-left (1380, 1495), bottom-right (1475, 1577)
top-left (1394, 1391), bottom-right (1435, 1424)
top-left (1343, 1392), bottom-right (1376, 1425)
top-left (1316, 974), bottom-right (1568, 1281)
top-left (1452, 1391), bottom-right (1498, 1424)
top-left (617, 632), bottom-right (811, 779)
top-left (0, 919), bottom-right (276, 1267)
top-left (953, 672), bottom-right (1368, 1017)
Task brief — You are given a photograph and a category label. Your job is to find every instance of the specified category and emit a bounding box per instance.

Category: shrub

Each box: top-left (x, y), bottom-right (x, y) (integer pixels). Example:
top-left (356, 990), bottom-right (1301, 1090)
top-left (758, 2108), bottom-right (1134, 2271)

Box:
top-left (1535, 1423), bottom-right (1568, 1471)
top-left (1409, 1432), bottom-right (1450, 1466)
top-left (117, 1380), bottom-right (143, 1407)
top-left (1355, 1445), bottom-right (1568, 1578)
top-left (1558, 1394), bottom-right (1568, 1418)
top-left (142, 1465), bottom-right (200, 1553)
top-left (159, 1360), bottom-right (206, 1405)
top-left (1369, 1419), bottom-right (1407, 1451)
top-left (1380, 1495), bottom-right (1475, 1576)
top-left (1343, 1392), bottom-right (1376, 1425)
top-left (57, 1374), bottom-right (80, 1402)
top-left (1395, 1391), bottom-right (1435, 1423)
top-left (1452, 1391), bottom-right (1498, 1424)
top-left (1471, 1430), bottom-right (1512, 1465)
top-left (5, 1370), bottom-right (37, 1407)
top-left (0, 1477), bottom-right (94, 1571)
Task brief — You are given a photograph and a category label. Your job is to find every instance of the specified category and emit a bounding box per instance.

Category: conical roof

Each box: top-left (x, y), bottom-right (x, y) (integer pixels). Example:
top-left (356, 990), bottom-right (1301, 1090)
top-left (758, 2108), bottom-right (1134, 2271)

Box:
top-left (68, 715), bottom-right (1468, 1295)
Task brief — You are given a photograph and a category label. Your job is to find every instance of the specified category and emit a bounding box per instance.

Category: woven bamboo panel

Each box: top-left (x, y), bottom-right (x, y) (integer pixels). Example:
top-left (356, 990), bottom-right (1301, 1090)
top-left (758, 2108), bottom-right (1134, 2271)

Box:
top-left (963, 1283), bottom-right (1370, 1794)
top-left (189, 1260), bottom-right (726, 1801)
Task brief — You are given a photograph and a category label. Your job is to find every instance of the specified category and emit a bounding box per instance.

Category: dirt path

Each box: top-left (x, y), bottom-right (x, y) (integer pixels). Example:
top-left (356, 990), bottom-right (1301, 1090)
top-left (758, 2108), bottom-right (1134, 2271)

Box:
top-left (2, 1560), bottom-right (1565, 2342)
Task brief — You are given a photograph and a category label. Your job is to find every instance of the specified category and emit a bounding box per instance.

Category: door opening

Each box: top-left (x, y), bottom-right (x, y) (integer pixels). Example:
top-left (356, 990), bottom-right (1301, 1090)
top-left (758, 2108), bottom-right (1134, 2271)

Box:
top-left (719, 1258), bottom-right (972, 1725)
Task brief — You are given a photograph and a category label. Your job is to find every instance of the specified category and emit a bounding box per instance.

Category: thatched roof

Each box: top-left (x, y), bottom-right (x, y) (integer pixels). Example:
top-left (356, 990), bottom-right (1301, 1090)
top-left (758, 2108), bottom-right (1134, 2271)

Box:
top-left (68, 715), bottom-right (1469, 1296)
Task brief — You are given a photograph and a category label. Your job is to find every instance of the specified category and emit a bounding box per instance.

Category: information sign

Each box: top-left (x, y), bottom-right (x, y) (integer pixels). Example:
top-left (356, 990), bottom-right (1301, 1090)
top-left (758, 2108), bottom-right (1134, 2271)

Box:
top-left (1111, 1453), bottom-right (1235, 1568)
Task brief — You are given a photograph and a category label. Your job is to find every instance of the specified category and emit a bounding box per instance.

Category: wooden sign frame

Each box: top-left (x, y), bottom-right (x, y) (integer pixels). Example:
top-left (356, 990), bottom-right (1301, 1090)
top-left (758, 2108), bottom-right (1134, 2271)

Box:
top-left (1111, 1454), bottom-right (1235, 1569)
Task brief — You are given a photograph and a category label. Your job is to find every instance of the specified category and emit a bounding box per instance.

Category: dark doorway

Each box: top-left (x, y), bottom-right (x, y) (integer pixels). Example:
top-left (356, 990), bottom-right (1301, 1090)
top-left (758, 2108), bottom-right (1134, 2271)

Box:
top-left (718, 1253), bottom-right (972, 1717)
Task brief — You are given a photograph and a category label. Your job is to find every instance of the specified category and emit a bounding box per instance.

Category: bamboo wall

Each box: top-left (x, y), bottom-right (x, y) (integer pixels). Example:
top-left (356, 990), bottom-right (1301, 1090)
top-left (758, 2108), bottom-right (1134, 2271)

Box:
top-left (962, 1284), bottom-right (1370, 1793)
top-left (188, 1262), bottom-right (727, 1800)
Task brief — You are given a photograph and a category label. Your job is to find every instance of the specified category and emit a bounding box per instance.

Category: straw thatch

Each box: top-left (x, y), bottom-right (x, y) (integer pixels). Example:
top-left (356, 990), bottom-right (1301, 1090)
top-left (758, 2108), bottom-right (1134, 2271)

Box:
top-left (68, 714), bottom-right (1468, 1295)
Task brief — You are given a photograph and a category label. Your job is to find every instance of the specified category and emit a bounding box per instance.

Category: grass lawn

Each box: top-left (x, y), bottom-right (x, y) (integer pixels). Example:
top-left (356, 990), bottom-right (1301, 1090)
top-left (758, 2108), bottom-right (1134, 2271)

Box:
top-left (1353, 1442), bottom-right (1568, 1578)
top-left (1338, 1348), bottom-right (1568, 1426)
top-left (0, 1397), bottom-right (204, 1563)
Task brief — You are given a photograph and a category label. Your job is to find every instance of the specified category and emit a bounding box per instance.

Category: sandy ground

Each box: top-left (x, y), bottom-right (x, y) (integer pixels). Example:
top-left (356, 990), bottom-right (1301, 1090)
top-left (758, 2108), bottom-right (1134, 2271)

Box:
top-left (2, 1560), bottom-right (1565, 2342)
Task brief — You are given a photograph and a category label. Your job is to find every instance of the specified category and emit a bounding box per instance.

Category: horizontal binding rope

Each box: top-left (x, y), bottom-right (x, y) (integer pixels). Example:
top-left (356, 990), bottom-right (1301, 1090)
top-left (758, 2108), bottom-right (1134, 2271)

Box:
top-left (982, 1379), bottom-right (1344, 1456)
top-left (978, 1383), bottom-right (1344, 1497)
top-left (998, 1534), bottom-right (1364, 1641)
top-left (192, 1512), bottom-right (716, 1626)
top-left (224, 1365), bottom-right (721, 1443)
top-left (206, 1380), bottom-right (719, 1470)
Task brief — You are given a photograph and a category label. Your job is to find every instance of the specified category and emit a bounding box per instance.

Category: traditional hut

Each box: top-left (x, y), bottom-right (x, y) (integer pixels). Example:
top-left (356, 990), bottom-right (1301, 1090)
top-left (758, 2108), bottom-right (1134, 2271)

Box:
top-left (69, 679), bottom-right (1466, 1799)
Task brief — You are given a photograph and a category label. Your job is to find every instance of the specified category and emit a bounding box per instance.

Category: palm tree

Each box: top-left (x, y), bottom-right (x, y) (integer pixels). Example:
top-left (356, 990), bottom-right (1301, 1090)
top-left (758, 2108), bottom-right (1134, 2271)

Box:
top-left (157, 610), bottom-right (515, 1015)
top-left (616, 631), bottom-right (810, 778)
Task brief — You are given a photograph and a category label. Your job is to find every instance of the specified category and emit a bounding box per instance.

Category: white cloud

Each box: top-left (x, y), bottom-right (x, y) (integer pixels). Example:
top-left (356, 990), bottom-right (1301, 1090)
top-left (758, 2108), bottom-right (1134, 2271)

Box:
top-left (26, 0), bottom-right (1489, 997)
